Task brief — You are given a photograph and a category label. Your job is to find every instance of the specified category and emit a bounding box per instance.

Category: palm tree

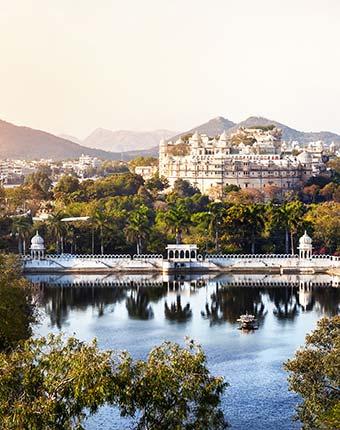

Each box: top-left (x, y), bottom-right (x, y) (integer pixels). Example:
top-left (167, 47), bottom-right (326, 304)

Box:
top-left (246, 204), bottom-right (265, 254)
top-left (92, 209), bottom-right (108, 255)
top-left (47, 211), bottom-right (67, 254)
top-left (124, 205), bottom-right (150, 254)
top-left (11, 216), bottom-right (32, 255)
top-left (265, 203), bottom-right (290, 254)
top-left (285, 201), bottom-right (305, 255)
top-left (162, 203), bottom-right (190, 244)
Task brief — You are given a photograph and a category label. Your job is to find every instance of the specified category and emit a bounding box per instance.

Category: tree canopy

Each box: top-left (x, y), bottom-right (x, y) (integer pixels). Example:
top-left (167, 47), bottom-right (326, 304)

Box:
top-left (0, 335), bottom-right (228, 430)
top-left (284, 315), bottom-right (340, 429)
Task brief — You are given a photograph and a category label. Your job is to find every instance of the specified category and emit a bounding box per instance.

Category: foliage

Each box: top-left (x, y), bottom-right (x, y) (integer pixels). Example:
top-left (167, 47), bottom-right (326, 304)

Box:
top-left (167, 143), bottom-right (190, 156)
top-left (0, 335), bottom-right (228, 430)
top-left (117, 339), bottom-right (228, 430)
top-left (0, 334), bottom-right (115, 430)
top-left (172, 178), bottom-right (200, 198)
top-left (304, 202), bottom-right (340, 253)
top-left (129, 156), bottom-right (159, 168)
top-left (25, 170), bottom-right (52, 200)
top-left (0, 254), bottom-right (35, 351)
top-left (284, 316), bottom-right (340, 429)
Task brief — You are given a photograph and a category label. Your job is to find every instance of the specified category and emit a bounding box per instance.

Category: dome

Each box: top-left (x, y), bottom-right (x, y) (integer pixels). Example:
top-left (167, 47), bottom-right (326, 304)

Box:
top-left (219, 130), bottom-right (227, 141)
top-left (299, 231), bottom-right (312, 246)
top-left (192, 131), bottom-right (200, 140)
top-left (297, 151), bottom-right (312, 164)
top-left (30, 231), bottom-right (45, 249)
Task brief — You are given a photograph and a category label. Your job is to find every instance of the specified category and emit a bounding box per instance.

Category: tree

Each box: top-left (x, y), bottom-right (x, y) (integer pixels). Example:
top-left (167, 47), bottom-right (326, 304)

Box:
top-left (145, 174), bottom-right (169, 195)
top-left (284, 200), bottom-right (306, 254)
top-left (11, 215), bottom-right (32, 254)
top-left (161, 203), bottom-right (190, 244)
top-left (54, 175), bottom-right (81, 203)
top-left (47, 211), bottom-right (68, 254)
top-left (172, 179), bottom-right (200, 198)
top-left (0, 254), bottom-right (35, 351)
top-left (124, 204), bottom-right (151, 254)
top-left (25, 170), bottom-right (52, 200)
top-left (118, 339), bottom-right (228, 430)
top-left (0, 335), bottom-right (115, 430)
top-left (304, 202), bottom-right (340, 253)
top-left (0, 335), bottom-right (228, 430)
top-left (91, 208), bottom-right (109, 255)
top-left (129, 156), bottom-right (159, 169)
top-left (284, 316), bottom-right (340, 429)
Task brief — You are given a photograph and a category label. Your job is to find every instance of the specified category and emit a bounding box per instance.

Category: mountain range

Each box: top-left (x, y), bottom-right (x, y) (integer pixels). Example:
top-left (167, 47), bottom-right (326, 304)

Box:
top-left (81, 128), bottom-right (176, 152)
top-left (0, 116), bottom-right (339, 161)
top-left (169, 116), bottom-right (340, 144)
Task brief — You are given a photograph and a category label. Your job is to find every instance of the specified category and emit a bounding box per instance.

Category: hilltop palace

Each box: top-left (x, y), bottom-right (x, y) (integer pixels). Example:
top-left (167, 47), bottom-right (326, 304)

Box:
top-left (159, 127), bottom-right (330, 195)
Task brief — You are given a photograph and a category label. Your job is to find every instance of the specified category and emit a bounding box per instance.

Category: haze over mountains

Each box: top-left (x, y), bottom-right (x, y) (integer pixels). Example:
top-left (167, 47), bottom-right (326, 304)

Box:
top-left (81, 128), bottom-right (177, 152)
top-left (0, 116), bottom-right (340, 161)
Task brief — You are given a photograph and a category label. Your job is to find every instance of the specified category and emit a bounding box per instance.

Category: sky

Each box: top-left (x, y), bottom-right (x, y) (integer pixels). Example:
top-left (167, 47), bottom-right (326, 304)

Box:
top-left (0, 0), bottom-right (340, 139)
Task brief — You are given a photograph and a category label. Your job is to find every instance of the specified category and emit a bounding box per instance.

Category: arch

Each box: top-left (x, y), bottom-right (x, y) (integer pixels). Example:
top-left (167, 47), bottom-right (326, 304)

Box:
top-left (175, 250), bottom-right (179, 259)
top-left (180, 250), bottom-right (185, 259)
top-left (191, 250), bottom-right (196, 259)
top-left (185, 250), bottom-right (190, 259)
top-left (169, 250), bottom-right (174, 259)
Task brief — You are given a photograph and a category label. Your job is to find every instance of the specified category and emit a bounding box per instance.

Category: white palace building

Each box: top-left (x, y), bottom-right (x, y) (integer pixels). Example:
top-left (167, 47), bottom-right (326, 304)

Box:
top-left (158, 127), bottom-right (328, 196)
top-left (23, 231), bottom-right (340, 276)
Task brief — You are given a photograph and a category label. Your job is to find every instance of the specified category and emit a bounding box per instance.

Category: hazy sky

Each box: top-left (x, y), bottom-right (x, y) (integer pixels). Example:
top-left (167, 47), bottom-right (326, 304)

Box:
top-left (0, 0), bottom-right (339, 138)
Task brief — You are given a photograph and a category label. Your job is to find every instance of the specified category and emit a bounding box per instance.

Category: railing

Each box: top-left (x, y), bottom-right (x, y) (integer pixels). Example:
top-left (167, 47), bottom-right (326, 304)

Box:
top-left (22, 253), bottom-right (164, 261)
top-left (205, 254), bottom-right (299, 259)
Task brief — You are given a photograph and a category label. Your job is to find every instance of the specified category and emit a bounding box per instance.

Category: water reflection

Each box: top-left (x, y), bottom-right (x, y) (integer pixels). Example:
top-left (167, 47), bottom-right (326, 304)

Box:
top-left (126, 288), bottom-right (154, 320)
top-left (31, 273), bottom-right (340, 329)
top-left (201, 284), bottom-right (267, 326)
top-left (30, 273), bottom-right (340, 430)
top-left (39, 284), bottom-right (126, 329)
top-left (165, 295), bottom-right (192, 323)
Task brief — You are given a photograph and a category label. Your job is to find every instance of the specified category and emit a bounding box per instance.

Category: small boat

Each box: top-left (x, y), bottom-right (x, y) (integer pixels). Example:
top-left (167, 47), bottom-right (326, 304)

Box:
top-left (237, 312), bottom-right (258, 330)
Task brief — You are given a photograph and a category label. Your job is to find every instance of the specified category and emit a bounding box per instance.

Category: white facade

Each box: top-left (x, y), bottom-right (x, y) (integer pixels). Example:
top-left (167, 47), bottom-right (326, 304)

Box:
top-left (23, 233), bottom-right (340, 275)
top-left (159, 128), bottom-right (326, 196)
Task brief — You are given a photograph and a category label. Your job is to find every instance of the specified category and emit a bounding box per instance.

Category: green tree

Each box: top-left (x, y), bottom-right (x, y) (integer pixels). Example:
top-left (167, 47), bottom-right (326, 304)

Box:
top-left (47, 211), bottom-right (68, 254)
top-left (145, 173), bottom-right (169, 196)
top-left (54, 175), bottom-right (81, 203)
top-left (11, 215), bottom-right (32, 254)
top-left (0, 335), bottom-right (115, 430)
top-left (284, 316), bottom-right (340, 429)
top-left (285, 200), bottom-right (306, 254)
top-left (25, 170), bottom-right (52, 200)
top-left (0, 336), bottom-right (228, 430)
top-left (304, 202), bottom-right (340, 253)
top-left (118, 339), bottom-right (228, 430)
top-left (124, 204), bottom-right (151, 254)
top-left (161, 203), bottom-right (190, 244)
top-left (172, 178), bottom-right (200, 198)
top-left (91, 208), bottom-right (109, 255)
top-left (0, 254), bottom-right (35, 351)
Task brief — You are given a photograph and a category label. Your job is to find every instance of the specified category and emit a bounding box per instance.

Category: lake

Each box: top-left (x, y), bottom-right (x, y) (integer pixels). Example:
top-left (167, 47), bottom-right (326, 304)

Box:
top-left (29, 272), bottom-right (340, 430)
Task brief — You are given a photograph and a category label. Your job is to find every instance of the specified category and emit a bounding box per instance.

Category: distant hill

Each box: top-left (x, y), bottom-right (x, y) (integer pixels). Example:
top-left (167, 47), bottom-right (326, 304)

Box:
top-left (0, 119), bottom-right (124, 161)
top-left (169, 116), bottom-right (235, 142)
top-left (59, 134), bottom-right (82, 145)
top-left (82, 128), bottom-right (177, 152)
top-left (224, 116), bottom-right (340, 144)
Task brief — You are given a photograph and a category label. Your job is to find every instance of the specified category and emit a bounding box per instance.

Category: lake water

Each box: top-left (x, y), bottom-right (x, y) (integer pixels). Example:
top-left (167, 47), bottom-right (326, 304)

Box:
top-left (30, 272), bottom-right (340, 430)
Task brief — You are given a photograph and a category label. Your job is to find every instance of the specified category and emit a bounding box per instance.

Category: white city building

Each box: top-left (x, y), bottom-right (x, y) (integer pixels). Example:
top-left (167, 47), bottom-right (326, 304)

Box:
top-left (159, 127), bottom-right (328, 196)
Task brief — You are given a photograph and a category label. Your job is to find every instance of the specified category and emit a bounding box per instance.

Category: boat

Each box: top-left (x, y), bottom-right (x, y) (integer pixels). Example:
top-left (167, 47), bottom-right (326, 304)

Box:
top-left (237, 312), bottom-right (258, 330)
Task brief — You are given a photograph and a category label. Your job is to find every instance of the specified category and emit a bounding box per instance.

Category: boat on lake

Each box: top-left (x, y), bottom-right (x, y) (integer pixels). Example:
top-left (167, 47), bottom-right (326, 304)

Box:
top-left (237, 313), bottom-right (258, 330)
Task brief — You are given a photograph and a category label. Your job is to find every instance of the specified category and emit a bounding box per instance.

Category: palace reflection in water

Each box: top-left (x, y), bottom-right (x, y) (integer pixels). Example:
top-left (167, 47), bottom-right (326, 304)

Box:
top-left (30, 273), bottom-right (339, 430)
